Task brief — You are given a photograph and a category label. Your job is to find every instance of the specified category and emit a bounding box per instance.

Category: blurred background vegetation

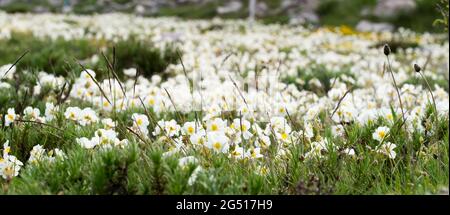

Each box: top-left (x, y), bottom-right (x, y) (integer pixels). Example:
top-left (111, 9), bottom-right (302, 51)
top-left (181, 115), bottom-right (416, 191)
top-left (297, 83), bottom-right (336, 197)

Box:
top-left (0, 32), bottom-right (180, 79)
top-left (0, 0), bottom-right (447, 33)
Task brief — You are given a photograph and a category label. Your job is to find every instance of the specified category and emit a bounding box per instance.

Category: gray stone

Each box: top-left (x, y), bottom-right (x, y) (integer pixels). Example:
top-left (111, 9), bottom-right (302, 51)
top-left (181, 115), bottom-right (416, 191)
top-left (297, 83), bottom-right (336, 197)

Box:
top-left (282, 0), bottom-right (320, 25)
top-left (373, 0), bottom-right (416, 17)
top-left (217, 1), bottom-right (242, 15)
top-left (356, 20), bottom-right (394, 32)
top-left (255, 1), bottom-right (268, 16)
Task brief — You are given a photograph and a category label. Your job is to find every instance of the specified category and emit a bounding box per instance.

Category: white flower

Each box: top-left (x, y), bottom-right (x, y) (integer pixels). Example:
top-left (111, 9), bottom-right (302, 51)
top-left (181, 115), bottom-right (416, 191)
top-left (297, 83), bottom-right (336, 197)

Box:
top-left (342, 148), bottom-right (356, 157)
top-left (76, 137), bottom-right (96, 149)
top-left (153, 119), bottom-right (180, 137)
top-left (28, 144), bottom-right (46, 164)
top-left (23, 106), bottom-right (40, 120)
top-left (229, 146), bottom-right (245, 159)
top-left (188, 166), bottom-right (203, 186)
top-left (0, 64), bottom-right (15, 79)
top-left (132, 113), bottom-right (149, 135)
top-left (54, 148), bottom-right (66, 160)
top-left (255, 134), bottom-right (271, 148)
top-left (245, 148), bottom-right (263, 159)
top-left (64, 107), bottom-right (82, 121)
top-left (90, 54), bottom-right (99, 64)
top-left (206, 132), bottom-right (229, 153)
top-left (189, 131), bottom-right (206, 145)
top-left (79, 108), bottom-right (98, 126)
top-left (0, 140), bottom-right (23, 180)
top-left (268, 117), bottom-right (292, 134)
top-left (230, 118), bottom-right (253, 139)
top-left (178, 156), bottom-right (198, 168)
top-left (4, 108), bottom-right (16, 126)
top-left (182, 121), bottom-right (199, 136)
top-left (123, 68), bottom-right (137, 77)
top-left (304, 139), bottom-right (335, 159)
top-left (101, 118), bottom-right (116, 129)
top-left (95, 129), bottom-right (118, 145)
top-left (331, 125), bottom-right (345, 137)
top-left (372, 126), bottom-right (390, 142)
top-left (0, 156), bottom-right (23, 180)
top-left (164, 120), bottom-right (181, 137)
top-left (376, 142), bottom-right (397, 159)
top-left (206, 118), bottom-right (227, 133)
top-left (45, 102), bottom-right (58, 122)
top-left (3, 140), bottom-right (11, 158)
top-left (275, 129), bottom-right (292, 143)
top-left (80, 69), bottom-right (96, 80)
top-left (0, 82), bottom-right (11, 89)
top-left (300, 122), bottom-right (314, 140)
top-left (274, 103), bottom-right (288, 116)
top-left (255, 165), bottom-right (269, 176)
top-left (117, 139), bottom-right (130, 148)
top-left (162, 138), bottom-right (185, 157)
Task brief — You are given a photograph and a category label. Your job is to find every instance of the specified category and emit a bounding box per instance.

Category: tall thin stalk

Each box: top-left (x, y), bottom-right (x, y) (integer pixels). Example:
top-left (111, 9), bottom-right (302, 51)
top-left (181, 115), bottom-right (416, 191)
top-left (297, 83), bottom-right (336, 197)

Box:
top-left (414, 63), bottom-right (438, 117)
top-left (384, 44), bottom-right (406, 123)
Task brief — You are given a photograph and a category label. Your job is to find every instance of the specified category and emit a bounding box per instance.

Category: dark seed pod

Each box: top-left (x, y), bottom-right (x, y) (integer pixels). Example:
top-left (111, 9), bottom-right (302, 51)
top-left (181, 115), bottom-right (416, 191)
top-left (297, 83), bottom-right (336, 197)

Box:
top-left (414, 64), bottom-right (421, 73)
top-left (383, 44), bottom-right (391, 56)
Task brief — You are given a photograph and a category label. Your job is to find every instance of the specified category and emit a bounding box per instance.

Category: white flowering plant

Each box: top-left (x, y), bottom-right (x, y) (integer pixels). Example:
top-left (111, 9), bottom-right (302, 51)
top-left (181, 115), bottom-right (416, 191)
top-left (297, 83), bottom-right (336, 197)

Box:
top-left (0, 13), bottom-right (448, 195)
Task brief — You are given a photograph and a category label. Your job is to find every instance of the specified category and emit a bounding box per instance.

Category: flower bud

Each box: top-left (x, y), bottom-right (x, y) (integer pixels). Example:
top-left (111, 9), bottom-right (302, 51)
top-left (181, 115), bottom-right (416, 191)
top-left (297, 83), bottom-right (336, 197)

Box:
top-left (414, 64), bottom-right (421, 73)
top-left (383, 44), bottom-right (391, 56)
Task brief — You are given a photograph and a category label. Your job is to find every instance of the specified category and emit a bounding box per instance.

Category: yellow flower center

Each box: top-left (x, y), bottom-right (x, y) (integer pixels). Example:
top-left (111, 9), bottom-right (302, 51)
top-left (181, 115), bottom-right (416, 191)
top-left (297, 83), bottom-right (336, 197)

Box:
top-left (7, 114), bottom-right (14, 121)
top-left (211, 124), bottom-right (218, 131)
top-left (136, 118), bottom-right (143, 126)
top-left (379, 131), bottom-right (386, 139)
top-left (149, 98), bottom-right (155, 105)
top-left (4, 166), bottom-right (14, 176)
top-left (187, 126), bottom-right (194, 134)
top-left (260, 167), bottom-right (268, 175)
top-left (213, 142), bottom-right (221, 150)
top-left (387, 114), bottom-right (393, 120)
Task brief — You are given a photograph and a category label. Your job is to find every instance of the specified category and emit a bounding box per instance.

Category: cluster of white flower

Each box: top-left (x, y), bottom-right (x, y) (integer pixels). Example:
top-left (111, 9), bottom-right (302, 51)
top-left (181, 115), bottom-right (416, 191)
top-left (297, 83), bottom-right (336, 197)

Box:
top-left (76, 128), bottom-right (129, 149)
top-left (149, 116), bottom-right (282, 160)
top-left (3, 103), bottom-right (61, 127)
top-left (28, 144), bottom-right (66, 164)
top-left (64, 106), bottom-right (99, 126)
top-left (372, 126), bottom-right (397, 159)
top-left (0, 141), bottom-right (23, 180)
top-left (0, 13), bottom-right (448, 182)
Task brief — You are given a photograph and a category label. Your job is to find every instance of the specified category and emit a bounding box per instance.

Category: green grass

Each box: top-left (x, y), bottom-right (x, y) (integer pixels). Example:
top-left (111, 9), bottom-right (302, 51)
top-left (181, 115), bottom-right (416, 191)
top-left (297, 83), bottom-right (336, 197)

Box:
top-left (0, 33), bottom-right (179, 80)
top-left (0, 28), bottom-right (447, 194)
top-left (282, 64), bottom-right (356, 95)
top-left (318, 0), bottom-right (442, 32)
top-left (0, 61), bottom-right (448, 194)
top-left (1, 107), bottom-right (447, 194)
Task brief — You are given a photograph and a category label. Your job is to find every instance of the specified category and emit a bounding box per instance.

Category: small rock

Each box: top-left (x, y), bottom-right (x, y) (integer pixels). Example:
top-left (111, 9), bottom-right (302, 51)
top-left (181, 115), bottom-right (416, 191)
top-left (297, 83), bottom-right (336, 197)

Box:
top-left (289, 12), bottom-right (319, 25)
top-left (373, 0), bottom-right (416, 18)
top-left (135, 4), bottom-right (145, 15)
top-left (356, 20), bottom-right (394, 32)
top-left (33, 6), bottom-right (50, 13)
top-left (217, 1), bottom-right (242, 14)
top-left (255, 2), bottom-right (268, 17)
